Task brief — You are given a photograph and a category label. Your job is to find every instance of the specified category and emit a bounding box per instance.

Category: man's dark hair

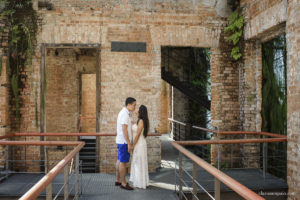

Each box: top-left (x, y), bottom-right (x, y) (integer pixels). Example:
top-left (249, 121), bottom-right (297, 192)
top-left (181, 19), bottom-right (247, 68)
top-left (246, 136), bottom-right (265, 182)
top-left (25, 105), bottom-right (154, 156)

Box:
top-left (125, 97), bottom-right (136, 106)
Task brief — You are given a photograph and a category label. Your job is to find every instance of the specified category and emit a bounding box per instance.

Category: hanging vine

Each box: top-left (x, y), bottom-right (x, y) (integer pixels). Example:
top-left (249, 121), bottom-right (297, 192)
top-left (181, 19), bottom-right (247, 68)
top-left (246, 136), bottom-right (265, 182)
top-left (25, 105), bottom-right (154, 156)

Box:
top-left (262, 34), bottom-right (287, 180)
top-left (262, 35), bottom-right (287, 135)
top-left (1, 0), bottom-right (36, 129)
top-left (224, 8), bottom-right (244, 61)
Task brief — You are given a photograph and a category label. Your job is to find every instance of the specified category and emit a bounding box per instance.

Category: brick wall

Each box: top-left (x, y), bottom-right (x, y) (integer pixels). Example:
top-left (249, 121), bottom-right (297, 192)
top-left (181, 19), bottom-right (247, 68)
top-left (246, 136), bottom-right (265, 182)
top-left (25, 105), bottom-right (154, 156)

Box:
top-left (0, 10), bottom-right (9, 169)
top-left (239, 40), bottom-right (262, 168)
top-left (81, 74), bottom-right (96, 133)
top-left (210, 32), bottom-right (241, 166)
top-left (44, 48), bottom-right (96, 170)
top-left (240, 0), bottom-right (287, 170)
top-left (241, 0), bottom-right (289, 170)
top-left (157, 81), bottom-right (170, 134)
top-left (10, 0), bottom-right (237, 173)
top-left (241, 0), bottom-right (300, 198)
top-left (286, 0), bottom-right (300, 199)
top-left (241, 0), bottom-right (286, 40)
top-left (46, 48), bottom-right (96, 134)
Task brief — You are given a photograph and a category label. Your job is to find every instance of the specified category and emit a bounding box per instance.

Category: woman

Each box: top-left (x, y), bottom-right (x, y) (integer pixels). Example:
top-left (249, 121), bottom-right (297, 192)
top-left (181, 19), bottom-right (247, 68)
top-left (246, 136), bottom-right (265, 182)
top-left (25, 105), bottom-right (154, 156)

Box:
top-left (129, 105), bottom-right (149, 189)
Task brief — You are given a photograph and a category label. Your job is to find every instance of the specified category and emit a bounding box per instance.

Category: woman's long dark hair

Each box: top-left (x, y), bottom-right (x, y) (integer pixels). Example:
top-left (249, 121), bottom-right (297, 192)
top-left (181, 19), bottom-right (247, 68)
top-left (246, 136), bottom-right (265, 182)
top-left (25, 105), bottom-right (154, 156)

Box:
top-left (137, 105), bottom-right (149, 138)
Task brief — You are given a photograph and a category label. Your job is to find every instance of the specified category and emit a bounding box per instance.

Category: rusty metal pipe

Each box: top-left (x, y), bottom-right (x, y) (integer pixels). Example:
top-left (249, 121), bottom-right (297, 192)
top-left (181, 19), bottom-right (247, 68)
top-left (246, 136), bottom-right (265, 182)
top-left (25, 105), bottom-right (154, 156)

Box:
top-left (218, 131), bottom-right (257, 135)
top-left (14, 132), bottom-right (161, 137)
top-left (0, 134), bottom-right (16, 140)
top-left (258, 132), bottom-right (287, 138)
top-left (19, 142), bottom-right (85, 200)
top-left (218, 131), bottom-right (286, 138)
top-left (171, 142), bottom-right (265, 200)
top-left (0, 140), bottom-right (82, 146)
top-left (175, 138), bottom-right (286, 146)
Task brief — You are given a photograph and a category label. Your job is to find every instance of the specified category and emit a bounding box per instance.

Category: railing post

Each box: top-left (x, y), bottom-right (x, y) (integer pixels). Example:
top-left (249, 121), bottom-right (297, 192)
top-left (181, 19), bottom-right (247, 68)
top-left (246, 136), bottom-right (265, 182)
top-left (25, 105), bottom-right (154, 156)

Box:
top-left (64, 165), bottom-right (69, 200)
top-left (174, 160), bottom-right (177, 192)
top-left (193, 162), bottom-right (197, 200)
top-left (231, 141), bottom-right (233, 168)
top-left (214, 178), bottom-right (220, 200)
top-left (46, 183), bottom-right (52, 200)
top-left (263, 142), bottom-right (267, 178)
top-left (5, 145), bottom-right (8, 172)
top-left (75, 153), bottom-right (79, 200)
top-left (178, 124), bottom-right (181, 141)
top-left (179, 152), bottom-right (183, 200)
top-left (185, 123), bottom-right (191, 141)
top-left (217, 144), bottom-right (220, 170)
top-left (175, 123), bottom-right (177, 141)
top-left (46, 146), bottom-right (52, 200)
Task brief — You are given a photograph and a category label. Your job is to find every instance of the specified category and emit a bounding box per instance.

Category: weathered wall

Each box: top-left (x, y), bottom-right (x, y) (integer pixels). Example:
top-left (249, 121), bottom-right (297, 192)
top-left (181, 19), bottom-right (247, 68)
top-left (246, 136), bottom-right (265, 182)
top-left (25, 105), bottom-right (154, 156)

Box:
top-left (46, 48), bottom-right (96, 134)
top-left (44, 48), bottom-right (97, 170)
top-left (6, 0), bottom-right (239, 173)
top-left (240, 0), bottom-right (287, 169)
top-left (286, 0), bottom-right (300, 199)
top-left (241, 0), bottom-right (300, 198)
top-left (0, 11), bottom-right (9, 169)
top-left (81, 74), bottom-right (96, 133)
top-left (242, 0), bottom-right (286, 40)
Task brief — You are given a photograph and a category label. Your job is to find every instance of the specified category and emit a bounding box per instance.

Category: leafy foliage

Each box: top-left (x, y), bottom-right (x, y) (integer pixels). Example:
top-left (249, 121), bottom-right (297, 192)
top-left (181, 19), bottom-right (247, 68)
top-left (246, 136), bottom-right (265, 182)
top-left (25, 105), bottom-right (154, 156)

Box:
top-left (189, 48), bottom-right (211, 128)
top-left (225, 9), bottom-right (244, 61)
top-left (1, 0), bottom-right (36, 129)
top-left (262, 34), bottom-right (287, 179)
top-left (262, 35), bottom-right (287, 135)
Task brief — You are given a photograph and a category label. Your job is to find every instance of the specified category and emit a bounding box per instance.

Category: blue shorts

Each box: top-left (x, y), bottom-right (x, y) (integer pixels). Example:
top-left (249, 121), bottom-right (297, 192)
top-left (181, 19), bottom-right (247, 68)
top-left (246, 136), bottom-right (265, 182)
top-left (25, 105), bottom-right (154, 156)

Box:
top-left (117, 144), bottom-right (130, 163)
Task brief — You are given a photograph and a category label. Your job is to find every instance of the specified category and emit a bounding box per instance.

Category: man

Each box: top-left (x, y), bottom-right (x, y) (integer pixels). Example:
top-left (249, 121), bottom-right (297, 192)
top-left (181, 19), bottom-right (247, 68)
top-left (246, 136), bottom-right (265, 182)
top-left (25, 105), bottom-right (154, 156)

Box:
top-left (115, 97), bottom-right (136, 190)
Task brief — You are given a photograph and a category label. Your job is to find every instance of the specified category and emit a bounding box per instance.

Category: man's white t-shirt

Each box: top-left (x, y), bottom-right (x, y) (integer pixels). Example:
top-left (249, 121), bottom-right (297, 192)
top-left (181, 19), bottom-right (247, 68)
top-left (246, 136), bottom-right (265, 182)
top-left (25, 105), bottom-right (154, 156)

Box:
top-left (116, 107), bottom-right (132, 144)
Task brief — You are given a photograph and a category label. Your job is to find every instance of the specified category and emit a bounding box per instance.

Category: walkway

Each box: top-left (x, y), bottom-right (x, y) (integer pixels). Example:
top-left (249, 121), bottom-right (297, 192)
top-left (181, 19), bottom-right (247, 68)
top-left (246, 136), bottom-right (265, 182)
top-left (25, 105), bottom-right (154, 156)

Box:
top-left (79, 134), bottom-right (178, 200)
top-left (0, 134), bottom-right (288, 199)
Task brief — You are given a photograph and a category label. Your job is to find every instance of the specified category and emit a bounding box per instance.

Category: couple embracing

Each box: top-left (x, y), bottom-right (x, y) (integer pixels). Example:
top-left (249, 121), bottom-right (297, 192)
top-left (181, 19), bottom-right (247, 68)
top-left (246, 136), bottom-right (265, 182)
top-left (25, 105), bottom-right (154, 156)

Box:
top-left (115, 97), bottom-right (149, 190)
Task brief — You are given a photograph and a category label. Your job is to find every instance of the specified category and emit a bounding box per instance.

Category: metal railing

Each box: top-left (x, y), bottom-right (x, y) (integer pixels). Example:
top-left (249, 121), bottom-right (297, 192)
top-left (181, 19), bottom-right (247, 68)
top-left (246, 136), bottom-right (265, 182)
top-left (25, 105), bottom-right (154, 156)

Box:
top-left (169, 118), bottom-right (212, 163)
top-left (0, 135), bottom-right (84, 200)
top-left (0, 132), bottom-right (162, 199)
top-left (173, 142), bottom-right (265, 200)
top-left (168, 118), bottom-right (287, 200)
top-left (169, 118), bottom-right (287, 178)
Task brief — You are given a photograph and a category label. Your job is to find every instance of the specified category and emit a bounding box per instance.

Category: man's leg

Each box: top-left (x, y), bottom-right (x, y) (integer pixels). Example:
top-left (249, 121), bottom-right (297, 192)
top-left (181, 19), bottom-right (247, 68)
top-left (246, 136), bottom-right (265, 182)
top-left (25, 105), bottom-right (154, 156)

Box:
top-left (119, 162), bottom-right (127, 186)
top-left (115, 160), bottom-right (120, 183)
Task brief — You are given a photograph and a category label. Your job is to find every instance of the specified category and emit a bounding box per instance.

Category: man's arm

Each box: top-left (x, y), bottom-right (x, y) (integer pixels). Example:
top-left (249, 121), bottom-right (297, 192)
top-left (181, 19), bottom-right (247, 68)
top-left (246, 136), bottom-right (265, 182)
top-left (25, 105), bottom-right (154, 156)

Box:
top-left (122, 124), bottom-right (132, 153)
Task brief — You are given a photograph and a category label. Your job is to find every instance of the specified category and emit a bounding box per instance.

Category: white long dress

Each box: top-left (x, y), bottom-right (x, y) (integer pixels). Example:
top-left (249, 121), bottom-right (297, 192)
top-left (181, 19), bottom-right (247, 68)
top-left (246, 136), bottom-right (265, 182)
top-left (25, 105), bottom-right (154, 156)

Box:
top-left (129, 124), bottom-right (149, 189)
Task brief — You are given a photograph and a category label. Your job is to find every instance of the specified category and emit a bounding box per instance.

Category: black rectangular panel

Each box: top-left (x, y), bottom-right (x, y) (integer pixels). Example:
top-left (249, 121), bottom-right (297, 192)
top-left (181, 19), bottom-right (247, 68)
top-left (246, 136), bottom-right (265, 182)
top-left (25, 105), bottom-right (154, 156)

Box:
top-left (111, 41), bottom-right (146, 52)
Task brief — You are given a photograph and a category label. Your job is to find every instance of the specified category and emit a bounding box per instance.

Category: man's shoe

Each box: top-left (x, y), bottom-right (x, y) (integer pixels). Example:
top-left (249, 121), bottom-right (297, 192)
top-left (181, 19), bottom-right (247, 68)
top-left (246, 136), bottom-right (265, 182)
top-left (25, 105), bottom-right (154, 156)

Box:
top-left (120, 183), bottom-right (134, 190)
top-left (115, 181), bottom-right (121, 186)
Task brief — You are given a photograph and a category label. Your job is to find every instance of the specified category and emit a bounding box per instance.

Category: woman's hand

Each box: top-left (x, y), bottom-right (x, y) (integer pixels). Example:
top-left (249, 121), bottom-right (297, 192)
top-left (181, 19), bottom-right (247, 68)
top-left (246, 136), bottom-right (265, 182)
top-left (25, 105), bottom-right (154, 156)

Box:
top-left (128, 143), bottom-right (133, 153)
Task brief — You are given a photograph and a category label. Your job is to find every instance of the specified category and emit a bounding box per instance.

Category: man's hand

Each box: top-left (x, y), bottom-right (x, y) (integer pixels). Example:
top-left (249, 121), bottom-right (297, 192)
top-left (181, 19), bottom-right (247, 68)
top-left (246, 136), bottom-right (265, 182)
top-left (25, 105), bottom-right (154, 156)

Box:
top-left (128, 144), bottom-right (133, 153)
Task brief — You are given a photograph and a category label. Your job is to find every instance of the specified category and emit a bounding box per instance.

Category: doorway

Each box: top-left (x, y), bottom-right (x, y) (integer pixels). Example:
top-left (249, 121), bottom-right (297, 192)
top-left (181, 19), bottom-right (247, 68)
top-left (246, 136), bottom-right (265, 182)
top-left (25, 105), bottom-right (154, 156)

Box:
top-left (79, 73), bottom-right (97, 173)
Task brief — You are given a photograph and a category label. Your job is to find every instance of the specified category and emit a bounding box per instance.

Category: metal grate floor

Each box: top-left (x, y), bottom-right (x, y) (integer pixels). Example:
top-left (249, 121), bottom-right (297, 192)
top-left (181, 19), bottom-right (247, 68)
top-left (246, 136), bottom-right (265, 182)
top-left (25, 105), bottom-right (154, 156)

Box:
top-left (0, 135), bottom-right (288, 200)
top-left (79, 173), bottom-right (178, 200)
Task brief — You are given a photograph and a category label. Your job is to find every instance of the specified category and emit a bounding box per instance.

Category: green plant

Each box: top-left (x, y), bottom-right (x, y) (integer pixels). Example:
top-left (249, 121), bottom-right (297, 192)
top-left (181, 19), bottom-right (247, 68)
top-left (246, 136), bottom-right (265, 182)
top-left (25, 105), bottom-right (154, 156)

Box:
top-left (225, 9), bottom-right (244, 61)
top-left (221, 161), bottom-right (229, 170)
top-left (189, 48), bottom-right (211, 127)
top-left (11, 74), bottom-right (20, 125)
top-left (261, 34), bottom-right (287, 180)
top-left (262, 35), bottom-right (287, 135)
top-left (1, 0), bottom-right (36, 129)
